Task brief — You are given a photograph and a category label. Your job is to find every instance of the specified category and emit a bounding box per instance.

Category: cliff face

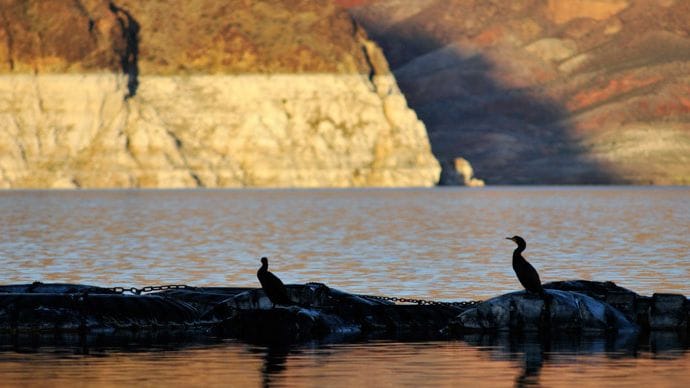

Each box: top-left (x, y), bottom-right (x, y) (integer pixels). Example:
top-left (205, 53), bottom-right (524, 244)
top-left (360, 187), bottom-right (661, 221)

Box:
top-left (0, 0), bottom-right (440, 188)
top-left (349, 0), bottom-right (690, 184)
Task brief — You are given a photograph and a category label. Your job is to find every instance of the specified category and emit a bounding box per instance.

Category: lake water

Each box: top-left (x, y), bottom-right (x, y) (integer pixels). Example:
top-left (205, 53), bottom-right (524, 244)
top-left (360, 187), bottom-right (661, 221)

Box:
top-left (1, 187), bottom-right (689, 386)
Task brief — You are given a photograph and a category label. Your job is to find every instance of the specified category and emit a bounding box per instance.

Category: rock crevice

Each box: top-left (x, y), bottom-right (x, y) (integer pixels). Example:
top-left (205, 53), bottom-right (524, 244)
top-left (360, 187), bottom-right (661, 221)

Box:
top-left (0, 0), bottom-right (441, 188)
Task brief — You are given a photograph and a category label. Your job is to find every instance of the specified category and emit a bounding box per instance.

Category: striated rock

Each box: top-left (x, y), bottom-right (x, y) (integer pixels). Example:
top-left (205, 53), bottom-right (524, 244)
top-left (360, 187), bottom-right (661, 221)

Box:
top-left (0, 73), bottom-right (439, 188)
top-left (349, 0), bottom-right (690, 184)
top-left (0, 0), bottom-right (440, 188)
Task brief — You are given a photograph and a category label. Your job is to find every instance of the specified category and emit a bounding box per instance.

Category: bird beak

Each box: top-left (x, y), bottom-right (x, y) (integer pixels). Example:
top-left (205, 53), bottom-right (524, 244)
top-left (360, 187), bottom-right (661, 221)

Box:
top-left (505, 237), bottom-right (513, 241)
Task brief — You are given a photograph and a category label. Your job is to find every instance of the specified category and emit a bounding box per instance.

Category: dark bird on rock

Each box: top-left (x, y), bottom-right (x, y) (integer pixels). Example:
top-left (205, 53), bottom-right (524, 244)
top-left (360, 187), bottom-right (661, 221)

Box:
top-left (257, 257), bottom-right (291, 308)
top-left (506, 236), bottom-right (545, 296)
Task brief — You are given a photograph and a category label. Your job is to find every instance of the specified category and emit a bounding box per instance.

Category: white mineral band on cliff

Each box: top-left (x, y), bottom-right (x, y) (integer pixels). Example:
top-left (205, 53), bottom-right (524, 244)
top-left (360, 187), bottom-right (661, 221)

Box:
top-left (0, 73), bottom-right (440, 189)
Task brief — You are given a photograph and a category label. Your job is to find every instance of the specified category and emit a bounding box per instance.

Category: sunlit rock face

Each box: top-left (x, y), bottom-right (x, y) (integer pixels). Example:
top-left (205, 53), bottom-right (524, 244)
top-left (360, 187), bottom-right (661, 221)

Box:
top-left (348, 0), bottom-right (690, 184)
top-left (0, 0), bottom-right (440, 188)
top-left (0, 73), bottom-right (438, 188)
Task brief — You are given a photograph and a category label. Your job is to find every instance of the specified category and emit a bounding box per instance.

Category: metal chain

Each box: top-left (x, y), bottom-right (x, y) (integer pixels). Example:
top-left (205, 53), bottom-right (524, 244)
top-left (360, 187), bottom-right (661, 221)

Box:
top-left (109, 284), bottom-right (193, 295)
top-left (357, 293), bottom-right (480, 307)
top-left (107, 283), bottom-right (479, 307)
top-left (306, 282), bottom-right (480, 307)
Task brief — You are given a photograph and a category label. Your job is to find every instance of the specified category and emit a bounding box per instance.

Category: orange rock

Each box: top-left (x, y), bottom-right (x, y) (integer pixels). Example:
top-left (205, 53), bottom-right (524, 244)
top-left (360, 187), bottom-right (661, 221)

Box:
top-left (567, 75), bottom-right (662, 111)
top-left (545, 0), bottom-right (630, 25)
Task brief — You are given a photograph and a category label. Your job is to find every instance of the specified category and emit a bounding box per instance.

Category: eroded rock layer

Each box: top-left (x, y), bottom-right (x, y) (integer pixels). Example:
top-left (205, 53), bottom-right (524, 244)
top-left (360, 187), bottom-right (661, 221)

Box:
top-left (0, 0), bottom-right (440, 188)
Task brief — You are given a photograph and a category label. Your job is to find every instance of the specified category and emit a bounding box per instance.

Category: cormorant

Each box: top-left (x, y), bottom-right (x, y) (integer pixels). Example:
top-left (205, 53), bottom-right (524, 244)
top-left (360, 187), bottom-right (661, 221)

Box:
top-left (257, 257), bottom-right (291, 307)
top-left (506, 236), bottom-right (545, 296)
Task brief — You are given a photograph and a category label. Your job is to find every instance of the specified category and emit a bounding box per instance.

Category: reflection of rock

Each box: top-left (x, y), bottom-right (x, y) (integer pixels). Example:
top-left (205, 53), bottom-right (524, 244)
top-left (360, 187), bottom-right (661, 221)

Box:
top-left (438, 157), bottom-right (484, 186)
top-left (447, 289), bottom-right (638, 334)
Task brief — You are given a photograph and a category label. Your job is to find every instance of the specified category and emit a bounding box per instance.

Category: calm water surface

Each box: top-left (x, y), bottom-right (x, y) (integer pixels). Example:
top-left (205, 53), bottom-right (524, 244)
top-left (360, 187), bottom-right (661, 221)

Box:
top-left (1, 187), bottom-right (689, 386)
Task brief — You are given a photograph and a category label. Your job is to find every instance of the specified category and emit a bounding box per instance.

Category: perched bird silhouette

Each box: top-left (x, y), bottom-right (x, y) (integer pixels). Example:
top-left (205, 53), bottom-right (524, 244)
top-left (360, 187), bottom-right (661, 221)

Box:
top-left (257, 257), bottom-right (291, 307)
top-left (506, 236), bottom-right (545, 296)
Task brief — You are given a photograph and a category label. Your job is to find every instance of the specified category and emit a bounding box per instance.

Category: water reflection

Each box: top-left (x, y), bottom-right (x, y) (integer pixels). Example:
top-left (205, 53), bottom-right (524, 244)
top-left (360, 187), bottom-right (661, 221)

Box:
top-left (260, 345), bottom-right (290, 388)
top-left (0, 332), bottom-right (222, 356)
top-left (0, 331), bottom-right (689, 386)
top-left (461, 331), bottom-right (690, 387)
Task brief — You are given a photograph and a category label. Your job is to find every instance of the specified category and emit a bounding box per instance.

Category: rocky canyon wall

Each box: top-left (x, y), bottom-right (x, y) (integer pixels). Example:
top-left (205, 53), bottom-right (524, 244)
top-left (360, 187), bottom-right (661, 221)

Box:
top-left (0, 0), bottom-right (440, 188)
top-left (349, 0), bottom-right (690, 184)
top-left (0, 73), bottom-right (438, 188)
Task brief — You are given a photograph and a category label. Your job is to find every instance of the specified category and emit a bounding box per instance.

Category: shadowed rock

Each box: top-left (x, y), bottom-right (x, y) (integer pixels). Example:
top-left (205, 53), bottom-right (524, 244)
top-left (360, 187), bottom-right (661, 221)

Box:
top-left (349, 0), bottom-right (690, 185)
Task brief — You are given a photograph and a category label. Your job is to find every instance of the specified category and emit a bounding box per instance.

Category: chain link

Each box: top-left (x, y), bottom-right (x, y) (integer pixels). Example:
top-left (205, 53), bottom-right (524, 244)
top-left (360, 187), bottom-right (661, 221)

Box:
top-left (109, 284), bottom-right (193, 295)
top-left (107, 283), bottom-right (478, 307)
top-left (357, 293), bottom-right (480, 308)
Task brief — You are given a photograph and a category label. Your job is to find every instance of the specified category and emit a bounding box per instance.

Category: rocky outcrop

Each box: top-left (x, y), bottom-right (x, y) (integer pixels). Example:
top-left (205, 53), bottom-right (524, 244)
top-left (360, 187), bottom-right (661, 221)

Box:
top-left (0, 73), bottom-right (438, 188)
top-left (438, 157), bottom-right (484, 186)
top-left (348, 0), bottom-right (690, 184)
top-left (0, 0), bottom-right (440, 188)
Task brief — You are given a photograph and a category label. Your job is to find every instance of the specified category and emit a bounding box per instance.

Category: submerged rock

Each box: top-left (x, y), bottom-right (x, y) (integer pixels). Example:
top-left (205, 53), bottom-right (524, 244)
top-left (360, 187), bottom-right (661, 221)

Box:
top-left (446, 289), bottom-right (638, 334)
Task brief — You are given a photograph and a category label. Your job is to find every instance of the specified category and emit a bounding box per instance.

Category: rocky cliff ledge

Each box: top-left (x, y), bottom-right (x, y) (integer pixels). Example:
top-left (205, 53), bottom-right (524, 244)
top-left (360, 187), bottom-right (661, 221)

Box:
top-left (0, 0), bottom-right (440, 188)
top-left (349, 0), bottom-right (690, 184)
